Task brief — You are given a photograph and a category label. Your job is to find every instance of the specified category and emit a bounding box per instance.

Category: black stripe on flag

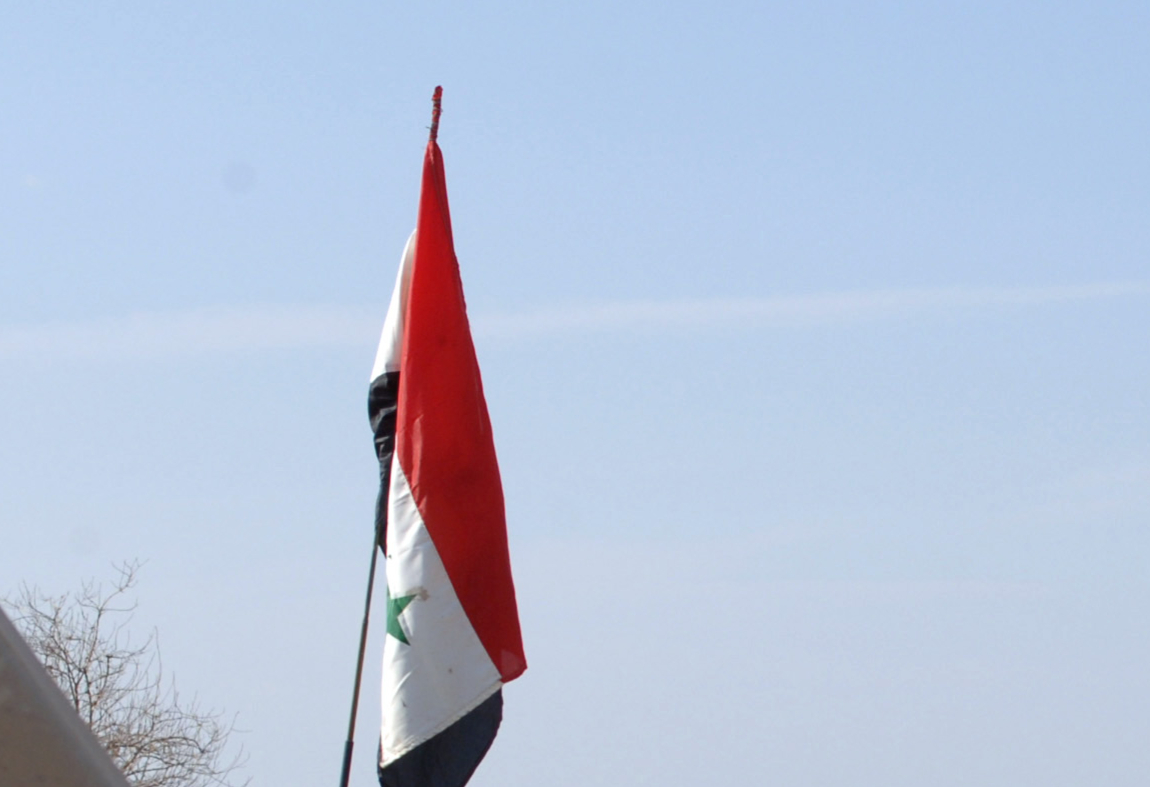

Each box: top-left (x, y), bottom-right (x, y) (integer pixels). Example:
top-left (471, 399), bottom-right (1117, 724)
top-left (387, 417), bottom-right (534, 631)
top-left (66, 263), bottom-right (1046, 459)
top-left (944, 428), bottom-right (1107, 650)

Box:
top-left (378, 689), bottom-right (503, 787)
top-left (368, 370), bottom-right (401, 552)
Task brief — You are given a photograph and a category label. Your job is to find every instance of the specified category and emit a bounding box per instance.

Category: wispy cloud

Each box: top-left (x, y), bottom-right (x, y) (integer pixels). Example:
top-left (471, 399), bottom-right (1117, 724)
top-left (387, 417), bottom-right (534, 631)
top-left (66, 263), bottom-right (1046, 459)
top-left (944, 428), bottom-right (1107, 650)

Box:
top-left (476, 281), bottom-right (1150, 338)
top-left (0, 305), bottom-right (379, 362)
top-left (2, 281), bottom-right (1147, 362)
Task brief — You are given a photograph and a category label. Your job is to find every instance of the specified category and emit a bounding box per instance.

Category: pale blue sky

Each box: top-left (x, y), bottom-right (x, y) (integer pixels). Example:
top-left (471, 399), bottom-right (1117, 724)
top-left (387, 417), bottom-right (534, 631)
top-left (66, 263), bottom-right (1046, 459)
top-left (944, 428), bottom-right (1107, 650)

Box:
top-left (3, 2), bottom-right (1149, 785)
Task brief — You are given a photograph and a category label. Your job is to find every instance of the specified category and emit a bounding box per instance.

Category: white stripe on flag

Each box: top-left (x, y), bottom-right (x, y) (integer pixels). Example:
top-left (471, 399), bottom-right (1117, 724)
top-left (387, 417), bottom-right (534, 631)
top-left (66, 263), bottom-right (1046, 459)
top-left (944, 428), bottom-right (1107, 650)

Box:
top-left (380, 458), bottom-right (502, 764)
top-left (369, 232), bottom-right (415, 382)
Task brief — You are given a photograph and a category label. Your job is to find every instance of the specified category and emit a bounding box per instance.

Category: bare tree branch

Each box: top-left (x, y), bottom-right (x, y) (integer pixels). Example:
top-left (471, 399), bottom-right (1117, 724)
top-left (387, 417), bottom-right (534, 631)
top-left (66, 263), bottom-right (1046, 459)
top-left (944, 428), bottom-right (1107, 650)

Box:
top-left (3, 562), bottom-right (248, 787)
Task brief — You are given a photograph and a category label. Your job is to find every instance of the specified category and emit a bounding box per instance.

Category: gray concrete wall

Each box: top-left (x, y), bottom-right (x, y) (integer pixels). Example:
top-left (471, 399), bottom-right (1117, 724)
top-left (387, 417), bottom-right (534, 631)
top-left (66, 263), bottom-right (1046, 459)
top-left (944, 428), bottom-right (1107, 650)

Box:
top-left (0, 605), bottom-right (131, 787)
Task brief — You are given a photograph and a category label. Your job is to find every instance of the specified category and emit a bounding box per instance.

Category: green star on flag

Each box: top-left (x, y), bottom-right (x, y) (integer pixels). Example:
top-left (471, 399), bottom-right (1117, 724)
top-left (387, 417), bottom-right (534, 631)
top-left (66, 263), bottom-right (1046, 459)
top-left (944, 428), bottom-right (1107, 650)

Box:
top-left (386, 585), bottom-right (418, 645)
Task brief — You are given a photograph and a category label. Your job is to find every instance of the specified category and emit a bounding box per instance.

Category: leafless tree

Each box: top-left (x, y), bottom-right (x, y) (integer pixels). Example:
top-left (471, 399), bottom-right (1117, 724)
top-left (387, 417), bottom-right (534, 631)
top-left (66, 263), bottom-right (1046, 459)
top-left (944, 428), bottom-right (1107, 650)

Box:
top-left (3, 562), bottom-right (247, 787)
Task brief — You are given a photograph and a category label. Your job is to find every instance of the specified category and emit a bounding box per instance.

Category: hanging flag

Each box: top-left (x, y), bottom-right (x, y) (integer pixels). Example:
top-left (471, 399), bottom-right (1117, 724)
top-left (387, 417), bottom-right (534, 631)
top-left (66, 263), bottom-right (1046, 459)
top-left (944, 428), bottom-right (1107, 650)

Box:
top-left (368, 89), bottom-right (526, 787)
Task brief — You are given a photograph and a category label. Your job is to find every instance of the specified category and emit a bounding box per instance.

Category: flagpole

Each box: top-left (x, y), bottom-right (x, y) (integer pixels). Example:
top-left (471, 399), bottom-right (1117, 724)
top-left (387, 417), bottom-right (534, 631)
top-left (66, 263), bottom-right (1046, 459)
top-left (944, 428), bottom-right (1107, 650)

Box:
top-left (338, 86), bottom-right (445, 787)
top-left (429, 85), bottom-right (443, 142)
top-left (338, 531), bottom-right (381, 787)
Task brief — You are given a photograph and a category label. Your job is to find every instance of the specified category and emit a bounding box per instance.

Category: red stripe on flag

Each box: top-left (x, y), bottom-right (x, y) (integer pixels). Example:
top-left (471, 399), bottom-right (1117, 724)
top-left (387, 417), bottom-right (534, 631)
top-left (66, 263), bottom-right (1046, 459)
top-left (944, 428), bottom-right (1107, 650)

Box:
top-left (396, 140), bottom-right (527, 683)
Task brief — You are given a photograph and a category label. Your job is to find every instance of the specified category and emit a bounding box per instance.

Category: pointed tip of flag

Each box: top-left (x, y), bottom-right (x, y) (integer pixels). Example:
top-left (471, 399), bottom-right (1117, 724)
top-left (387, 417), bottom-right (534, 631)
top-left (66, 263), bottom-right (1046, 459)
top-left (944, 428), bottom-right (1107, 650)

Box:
top-left (430, 87), bottom-right (443, 143)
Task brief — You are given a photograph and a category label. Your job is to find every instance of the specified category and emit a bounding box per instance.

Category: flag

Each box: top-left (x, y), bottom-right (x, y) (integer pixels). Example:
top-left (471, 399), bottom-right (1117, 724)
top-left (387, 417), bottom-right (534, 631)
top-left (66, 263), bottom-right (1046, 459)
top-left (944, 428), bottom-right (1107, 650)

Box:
top-left (367, 118), bottom-right (526, 787)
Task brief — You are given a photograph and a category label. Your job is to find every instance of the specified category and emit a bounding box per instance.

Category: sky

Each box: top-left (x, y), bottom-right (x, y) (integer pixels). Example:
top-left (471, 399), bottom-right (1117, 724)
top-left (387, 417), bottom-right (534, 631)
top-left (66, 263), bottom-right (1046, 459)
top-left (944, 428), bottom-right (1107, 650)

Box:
top-left (3, 1), bottom-right (1150, 785)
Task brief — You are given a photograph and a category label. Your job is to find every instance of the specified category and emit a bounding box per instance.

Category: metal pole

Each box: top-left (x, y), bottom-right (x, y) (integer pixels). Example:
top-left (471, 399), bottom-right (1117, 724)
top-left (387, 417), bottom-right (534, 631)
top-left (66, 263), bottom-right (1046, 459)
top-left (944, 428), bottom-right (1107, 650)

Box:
top-left (341, 85), bottom-right (442, 787)
top-left (339, 537), bottom-right (381, 787)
